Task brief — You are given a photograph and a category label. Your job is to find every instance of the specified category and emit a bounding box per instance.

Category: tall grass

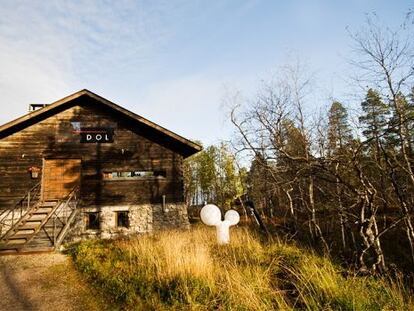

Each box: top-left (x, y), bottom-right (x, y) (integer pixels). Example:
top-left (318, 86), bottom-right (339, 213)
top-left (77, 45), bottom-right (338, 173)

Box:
top-left (69, 226), bottom-right (413, 310)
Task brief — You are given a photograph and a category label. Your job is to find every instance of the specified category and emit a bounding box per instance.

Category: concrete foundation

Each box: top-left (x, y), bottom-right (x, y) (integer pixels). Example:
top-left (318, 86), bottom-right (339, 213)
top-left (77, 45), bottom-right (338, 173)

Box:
top-left (67, 203), bottom-right (190, 241)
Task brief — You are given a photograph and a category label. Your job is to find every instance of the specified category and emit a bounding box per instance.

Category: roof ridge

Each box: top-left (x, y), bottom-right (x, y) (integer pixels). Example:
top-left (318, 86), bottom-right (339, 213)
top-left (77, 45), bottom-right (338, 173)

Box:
top-left (0, 90), bottom-right (202, 157)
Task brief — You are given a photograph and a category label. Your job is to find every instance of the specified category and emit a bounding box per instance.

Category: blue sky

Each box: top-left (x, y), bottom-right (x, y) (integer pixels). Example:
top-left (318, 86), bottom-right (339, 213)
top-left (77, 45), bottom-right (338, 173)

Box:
top-left (0, 1), bottom-right (411, 145)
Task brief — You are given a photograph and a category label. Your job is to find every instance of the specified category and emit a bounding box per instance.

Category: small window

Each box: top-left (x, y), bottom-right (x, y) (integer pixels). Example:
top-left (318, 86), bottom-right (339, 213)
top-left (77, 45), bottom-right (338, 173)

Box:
top-left (71, 122), bottom-right (81, 132)
top-left (154, 170), bottom-right (167, 178)
top-left (102, 172), bottom-right (112, 179)
top-left (102, 170), bottom-right (166, 180)
top-left (116, 211), bottom-right (129, 228)
top-left (133, 171), bottom-right (153, 177)
top-left (86, 212), bottom-right (100, 230)
top-left (120, 171), bottom-right (132, 177)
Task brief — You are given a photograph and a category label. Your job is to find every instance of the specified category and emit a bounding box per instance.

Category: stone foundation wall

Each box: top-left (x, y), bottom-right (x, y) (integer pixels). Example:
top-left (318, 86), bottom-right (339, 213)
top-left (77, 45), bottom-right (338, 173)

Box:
top-left (65, 203), bottom-right (190, 242)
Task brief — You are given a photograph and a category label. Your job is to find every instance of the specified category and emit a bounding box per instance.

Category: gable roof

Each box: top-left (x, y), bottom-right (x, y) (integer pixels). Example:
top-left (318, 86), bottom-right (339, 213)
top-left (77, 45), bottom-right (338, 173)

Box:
top-left (0, 89), bottom-right (202, 158)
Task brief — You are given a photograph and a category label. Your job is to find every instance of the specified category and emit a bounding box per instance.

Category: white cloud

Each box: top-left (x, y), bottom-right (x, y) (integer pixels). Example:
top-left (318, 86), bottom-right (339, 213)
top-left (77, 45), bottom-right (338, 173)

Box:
top-left (0, 26), bottom-right (73, 123)
top-left (0, 0), bottom-right (269, 146)
top-left (0, 1), bottom-right (188, 123)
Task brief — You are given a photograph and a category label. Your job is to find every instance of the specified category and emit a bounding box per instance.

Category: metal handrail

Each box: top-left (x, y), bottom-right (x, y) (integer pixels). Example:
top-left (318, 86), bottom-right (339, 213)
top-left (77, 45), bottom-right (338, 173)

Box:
top-left (0, 183), bottom-right (41, 238)
top-left (51, 186), bottom-right (80, 248)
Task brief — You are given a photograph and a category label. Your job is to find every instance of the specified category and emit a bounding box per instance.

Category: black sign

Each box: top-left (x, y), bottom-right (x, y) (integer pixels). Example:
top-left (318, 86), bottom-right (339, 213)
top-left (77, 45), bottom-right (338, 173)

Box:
top-left (79, 128), bottom-right (114, 143)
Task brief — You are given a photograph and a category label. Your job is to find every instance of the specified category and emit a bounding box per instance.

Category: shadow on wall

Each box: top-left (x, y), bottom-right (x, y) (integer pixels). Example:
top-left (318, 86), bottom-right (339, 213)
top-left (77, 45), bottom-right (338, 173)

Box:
top-left (0, 96), bottom-right (184, 212)
top-left (42, 101), bottom-right (182, 210)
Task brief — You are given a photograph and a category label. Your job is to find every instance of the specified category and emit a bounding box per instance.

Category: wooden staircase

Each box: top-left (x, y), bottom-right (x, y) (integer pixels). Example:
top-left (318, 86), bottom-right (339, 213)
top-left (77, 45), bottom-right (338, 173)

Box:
top-left (0, 187), bottom-right (80, 254)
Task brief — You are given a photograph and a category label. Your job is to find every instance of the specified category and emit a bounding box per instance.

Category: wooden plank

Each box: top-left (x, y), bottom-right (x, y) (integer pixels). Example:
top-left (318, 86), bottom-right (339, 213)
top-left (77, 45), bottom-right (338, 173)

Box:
top-left (42, 159), bottom-right (81, 200)
top-left (0, 103), bottom-right (186, 209)
top-left (0, 89), bottom-right (201, 153)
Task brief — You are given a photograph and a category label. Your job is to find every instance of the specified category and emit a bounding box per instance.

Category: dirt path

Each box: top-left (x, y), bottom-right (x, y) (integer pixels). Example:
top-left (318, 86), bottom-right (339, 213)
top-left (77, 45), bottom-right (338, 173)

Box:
top-left (0, 252), bottom-right (105, 311)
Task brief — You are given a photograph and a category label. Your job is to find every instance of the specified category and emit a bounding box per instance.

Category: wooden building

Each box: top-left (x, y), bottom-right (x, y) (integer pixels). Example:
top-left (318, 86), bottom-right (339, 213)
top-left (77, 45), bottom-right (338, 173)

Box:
top-left (0, 89), bottom-right (201, 253)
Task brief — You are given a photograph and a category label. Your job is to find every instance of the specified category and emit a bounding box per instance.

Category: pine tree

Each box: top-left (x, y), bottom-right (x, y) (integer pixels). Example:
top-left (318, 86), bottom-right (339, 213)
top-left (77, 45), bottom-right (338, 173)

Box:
top-left (388, 92), bottom-right (414, 153)
top-left (281, 119), bottom-right (307, 158)
top-left (358, 90), bottom-right (391, 212)
top-left (404, 88), bottom-right (414, 153)
top-left (247, 154), bottom-right (268, 213)
top-left (359, 89), bottom-right (389, 141)
top-left (327, 101), bottom-right (352, 156)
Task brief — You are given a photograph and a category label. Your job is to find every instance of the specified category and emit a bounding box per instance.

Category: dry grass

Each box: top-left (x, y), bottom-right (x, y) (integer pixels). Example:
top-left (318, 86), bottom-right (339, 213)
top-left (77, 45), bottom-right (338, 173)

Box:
top-left (69, 226), bottom-right (414, 310)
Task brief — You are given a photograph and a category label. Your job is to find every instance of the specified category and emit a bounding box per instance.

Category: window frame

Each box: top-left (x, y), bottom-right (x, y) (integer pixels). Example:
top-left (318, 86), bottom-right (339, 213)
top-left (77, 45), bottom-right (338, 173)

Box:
top-left (102, 170), bottom-right (166, 181)
top-left (115, 211), bottom-right (130, 228)
top-left (85, 212), bottom-right (100, 230)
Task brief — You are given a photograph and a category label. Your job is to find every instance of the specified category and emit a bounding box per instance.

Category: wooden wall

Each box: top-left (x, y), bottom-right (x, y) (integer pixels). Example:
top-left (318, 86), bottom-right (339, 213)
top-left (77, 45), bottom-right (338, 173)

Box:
top-left (0, 96), bottom-right (185, 210)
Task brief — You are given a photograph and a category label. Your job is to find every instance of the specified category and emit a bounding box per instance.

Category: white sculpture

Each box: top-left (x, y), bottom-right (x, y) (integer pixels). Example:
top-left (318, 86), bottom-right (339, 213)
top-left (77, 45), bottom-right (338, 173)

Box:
top-left (200, 204), bottom-right (240, 245)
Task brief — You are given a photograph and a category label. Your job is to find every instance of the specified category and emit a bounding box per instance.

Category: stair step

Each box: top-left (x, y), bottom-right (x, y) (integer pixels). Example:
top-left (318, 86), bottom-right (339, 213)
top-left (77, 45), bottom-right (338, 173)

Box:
top-left (38, 206), bottom-right (54, 211)
top-left (30, 213), bottom-right (49, 219)
top-left (28, 241), bottom-right (53, 246)
top-left (27, 214), bottom-right (47, 221)
top-left (41, 201), bottom-right (58, 207)
top-left (30, 212), bottom-right (49, 217)
top-left (0, 249), bottom-right (19, 254)
top-left (8, 233), bottom-right (32, 240)
top-left (20, 224), bottom-right (40, 230)
top-left (32, 207), bottom-right (53, 214)
top-left (0, 246), bottom-right (55, 255)
top-left (5, 238), bottom-right (27, 244)
top-left (14, 229), bottom-right (35, 235)
top-left (24, 219), bottom-right (42, 224)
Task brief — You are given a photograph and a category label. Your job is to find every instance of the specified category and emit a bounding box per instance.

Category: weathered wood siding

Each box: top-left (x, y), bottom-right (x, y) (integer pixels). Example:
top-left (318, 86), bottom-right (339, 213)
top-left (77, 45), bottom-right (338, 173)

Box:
top-left (0, 96), bottom-right (185, 209)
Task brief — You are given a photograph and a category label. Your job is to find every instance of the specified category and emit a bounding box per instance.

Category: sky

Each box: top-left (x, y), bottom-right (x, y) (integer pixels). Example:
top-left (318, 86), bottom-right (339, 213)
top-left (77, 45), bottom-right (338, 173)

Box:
top-left (0, 0), bottom-right (411, 146)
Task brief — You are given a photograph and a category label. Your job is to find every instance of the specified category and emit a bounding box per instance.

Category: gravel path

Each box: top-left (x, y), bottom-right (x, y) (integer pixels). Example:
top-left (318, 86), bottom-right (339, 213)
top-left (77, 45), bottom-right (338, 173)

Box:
top-left (0, 252), bottom-right (104, 311)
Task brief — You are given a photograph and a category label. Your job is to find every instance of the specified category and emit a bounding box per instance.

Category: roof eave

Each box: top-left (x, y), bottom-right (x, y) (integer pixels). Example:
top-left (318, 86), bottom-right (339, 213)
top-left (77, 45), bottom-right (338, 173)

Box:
top-left (0, 89), bottom-right (202, 156)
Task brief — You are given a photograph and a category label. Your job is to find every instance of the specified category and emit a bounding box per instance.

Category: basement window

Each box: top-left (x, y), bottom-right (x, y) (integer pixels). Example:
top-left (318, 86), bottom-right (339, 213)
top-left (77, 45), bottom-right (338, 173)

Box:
top-left (86, 212), bottom-right (100, 230)
top-left (116, 211), bottom-right (129, 228)
top-left (102, 170), bottom-right (166, 180)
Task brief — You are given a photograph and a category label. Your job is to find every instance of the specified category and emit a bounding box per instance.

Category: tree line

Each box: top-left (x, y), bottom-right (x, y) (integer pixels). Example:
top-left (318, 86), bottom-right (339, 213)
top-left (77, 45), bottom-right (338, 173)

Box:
top-left (184, 14), bottom-right (414, 274)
